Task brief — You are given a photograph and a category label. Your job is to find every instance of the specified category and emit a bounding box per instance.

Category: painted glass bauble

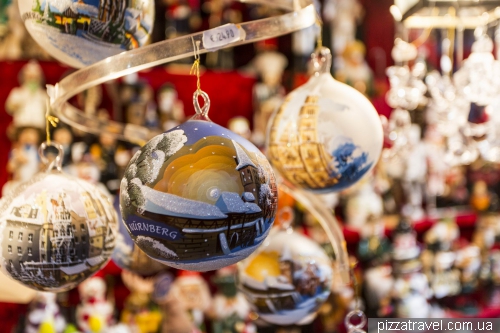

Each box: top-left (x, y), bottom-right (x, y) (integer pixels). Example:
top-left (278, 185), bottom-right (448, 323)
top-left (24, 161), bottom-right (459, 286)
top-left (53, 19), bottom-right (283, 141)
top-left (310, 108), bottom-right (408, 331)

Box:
top-left (18, 0), bottom-right (154, 68)
top-left (237, 229), bottom-right (333, 326)
top-left (111, 197), bottom-right (166, 275)
top-left (0, 170), bottom-right (117, 292)
top-left (267, 47), bottom-right (383, 193)
top-left (120, 119), bottom-right (278, 271)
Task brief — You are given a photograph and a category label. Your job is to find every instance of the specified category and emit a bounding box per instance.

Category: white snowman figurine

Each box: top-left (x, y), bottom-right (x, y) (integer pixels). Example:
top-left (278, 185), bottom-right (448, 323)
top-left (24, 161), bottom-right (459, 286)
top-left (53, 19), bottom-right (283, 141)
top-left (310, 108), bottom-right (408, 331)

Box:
top-left (25, 292), bottom-right (66, 333)
top-left (76, 277), bottom-right (114, 333)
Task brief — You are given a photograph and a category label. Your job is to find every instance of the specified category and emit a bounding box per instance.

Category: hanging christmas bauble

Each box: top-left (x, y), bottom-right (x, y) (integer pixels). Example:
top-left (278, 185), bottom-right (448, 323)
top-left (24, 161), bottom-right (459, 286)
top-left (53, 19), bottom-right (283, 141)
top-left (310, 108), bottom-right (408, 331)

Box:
top-left (111, 197), bottom-right (166, 275)
top-left (267, 47), bottom-right (383, 193)
top-left (0, 143), bottom-right (117, 292)
top-left (120, 91), bottom-right (278, 271)
top-left (237, 229), bottom-right (333, 326)
top-left (18, 0), bottom-right (155, 68)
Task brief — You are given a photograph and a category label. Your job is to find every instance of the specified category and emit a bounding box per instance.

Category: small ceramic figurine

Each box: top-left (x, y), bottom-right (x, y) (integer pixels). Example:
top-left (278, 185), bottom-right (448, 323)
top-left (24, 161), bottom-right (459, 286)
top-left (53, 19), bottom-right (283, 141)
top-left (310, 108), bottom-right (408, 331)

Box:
top-left (455, 245), bottom-right (481, 294)
top-left (335, 40), bottom-right (374, 97)
top-left (357, 214), bottom-right (391, 266)
top-left (251, 50), bottom-right (287, 147)
top-left (76, 277), bottom-right (114, 333)
top-left (390, 218), bottom-right (432, 318)
top-left (364, 265), bottom-right (394, 317)
top-left (470, 180), bottom-right (492, 212)
top-left (52, 126), bottom-right (74, 167)
top-left (402, 125), bottom-right (427, 221)
top-left (88, 133), bottom-right (130, 194)
top-left (345, 178), bottom-right (384, 229)
top-left (3, 127), bottom-right (41, 197)
top-left (152, 272), bottom-right (198, 333)
top-left (157, 84), bottom-right (185, 132)
top-left (209, 266), bottom-right (253, 333)
top-left (5, 60), bottom-right (47, 132)
top-left (165, 0), bottom-right (201, 39)
top-left (120, 270), bottom-right (162, 333)
top-left (169, 271), bottom-right (212, 333)
top-left (25, 292), bottom-right (66, 333)
top-left (323, 0), bottom-right (363, 64)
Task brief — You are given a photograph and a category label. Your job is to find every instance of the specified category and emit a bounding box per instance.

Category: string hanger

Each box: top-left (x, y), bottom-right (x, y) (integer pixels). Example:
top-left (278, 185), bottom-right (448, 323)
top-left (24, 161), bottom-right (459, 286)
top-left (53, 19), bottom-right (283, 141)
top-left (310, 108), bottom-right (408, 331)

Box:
top-left (45, 98), bottom-right (59, 145)
top-left (190, 37), bottom-right (202, 93)
top-left (190, 37), bottom-right (210, 118)
top-left (315, 16), bottom-right (323, 50)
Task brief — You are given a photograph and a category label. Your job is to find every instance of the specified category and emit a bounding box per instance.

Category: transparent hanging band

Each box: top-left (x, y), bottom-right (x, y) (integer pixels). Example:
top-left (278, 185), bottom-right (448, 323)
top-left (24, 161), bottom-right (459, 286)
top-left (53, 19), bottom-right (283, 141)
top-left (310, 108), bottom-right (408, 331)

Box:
top-left (278, 180), bottom-right (350, 284)
top-left (47, 0), bottom-right (317, 145)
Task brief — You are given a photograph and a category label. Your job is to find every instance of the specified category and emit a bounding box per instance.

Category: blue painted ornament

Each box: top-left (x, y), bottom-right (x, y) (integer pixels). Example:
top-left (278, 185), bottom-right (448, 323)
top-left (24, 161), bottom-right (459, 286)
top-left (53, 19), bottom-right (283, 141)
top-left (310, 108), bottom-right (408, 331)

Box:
top-left (120, 92), bottom-right (278, 271)
top-left (111, 196), bottom-right (165, 275)
top-left (267, 47), bottom-right (383, 193)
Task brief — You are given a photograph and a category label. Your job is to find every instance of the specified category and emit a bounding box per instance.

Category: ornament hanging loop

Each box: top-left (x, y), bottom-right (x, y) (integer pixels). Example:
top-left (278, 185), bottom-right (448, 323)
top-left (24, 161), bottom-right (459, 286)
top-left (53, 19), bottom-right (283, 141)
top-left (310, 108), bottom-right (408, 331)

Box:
top-left (38, 141), bottom-right (64, 172)
top-left (344, 309), bottom-right (367, 333)
top-left (193, 90), bottom-right (211, 117)
top-left (310, 46), bottom-right (332, 75)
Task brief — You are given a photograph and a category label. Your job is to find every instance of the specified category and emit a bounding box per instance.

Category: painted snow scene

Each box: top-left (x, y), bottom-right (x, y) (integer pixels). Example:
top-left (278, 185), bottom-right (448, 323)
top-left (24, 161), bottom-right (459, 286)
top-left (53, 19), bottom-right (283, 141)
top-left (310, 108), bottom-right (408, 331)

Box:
top-left (0, 172), bottom-right (117, 291)
top-left (120, 120), bottom-right (278, 272)
top-left (268, 74), bottom-right (383, 193)
top-left (237, 230), bottom-right (333, 326)
top-left (19, 0), bottom-right (154, 67)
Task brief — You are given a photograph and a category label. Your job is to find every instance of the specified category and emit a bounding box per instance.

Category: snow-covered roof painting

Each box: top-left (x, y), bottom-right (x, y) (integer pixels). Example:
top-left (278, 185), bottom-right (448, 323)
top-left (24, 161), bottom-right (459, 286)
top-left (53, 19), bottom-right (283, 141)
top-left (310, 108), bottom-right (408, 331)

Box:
top-left (141, 186), bottom-right (228, 220)
top-left (232, 140), bottom-right (257, 170)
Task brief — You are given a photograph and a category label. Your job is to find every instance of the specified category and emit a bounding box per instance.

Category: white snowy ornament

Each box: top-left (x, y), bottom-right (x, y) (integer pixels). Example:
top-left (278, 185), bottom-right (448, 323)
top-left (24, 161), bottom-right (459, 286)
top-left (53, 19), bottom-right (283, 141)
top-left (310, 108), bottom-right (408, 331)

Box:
top-left (267, 47), bottom-right (383, 193)
top-left (120, 91), bottom-right (278, 271)
top-left (237, 229), bottom-right (333, 326)
top-left (0, 143), bottom-right (117, 292)
top-left (18, 0), bottom-right (155, 68)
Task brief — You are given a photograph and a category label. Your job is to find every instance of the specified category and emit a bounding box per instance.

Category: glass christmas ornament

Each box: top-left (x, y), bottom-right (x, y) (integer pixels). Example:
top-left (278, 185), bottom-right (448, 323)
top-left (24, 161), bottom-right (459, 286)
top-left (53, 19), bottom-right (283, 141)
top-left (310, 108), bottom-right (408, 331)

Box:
top-left (120, 91), bottom-right (278, 272)
top-left (18, 0), bottom-right (155, 68)
top-left (111, 197), bottom-right (166, 275)
top-left (0, 143), bottom-right (117, 292)
top-left (237, 228), bottom-right (333, 326)
top-left (267, 47), bottom-right (383, 193)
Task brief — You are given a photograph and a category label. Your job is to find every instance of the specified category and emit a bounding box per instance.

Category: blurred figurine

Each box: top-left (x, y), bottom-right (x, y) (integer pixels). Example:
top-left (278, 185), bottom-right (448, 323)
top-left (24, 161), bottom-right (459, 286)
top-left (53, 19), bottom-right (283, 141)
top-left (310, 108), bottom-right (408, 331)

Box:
top-left (251, 49), bottom-right (287, 147)
top-left (345, 179), bottom-right (384, 229)
top-left (152, 273), bottom-right (198, 333)
top-left (5, 60), bottom-right (47, 133)
top-left (390, 218), bottom-right (432, 318)
top-left (335, 40), bottom-right (374, 96)
top-left (228, 117), bottom-right (251, 141)
top-left (209, 266), bottom-right (253, 333)
top-left (3, 127), bottom-right (41, 197)
top-left (169, 271), bottom-right (212, 333)
top-left (76, 277), bottom-right (114, 333)
top-left (121, 270), bottom-right (162, 333)
top-left (455, 245), bottom-right (481, 294)
top-left (470, 180), bottom-right (492, 212)
top-left (158, 84), bottom-right (185, 131)
top-left (402, 125), bottom-right (427, 221)
top-left (323, 0), bottom-right (363, 65)
top-left (88, 133), bottom-right (130, 194)
top-left (0, 0), bottom-right (50, 60)
top-left (165, 0), bottom-right (201, 39)
top-left (25, 292), bottom-right (66, 333)
top-left (357, 214), bottom-right (391, 266)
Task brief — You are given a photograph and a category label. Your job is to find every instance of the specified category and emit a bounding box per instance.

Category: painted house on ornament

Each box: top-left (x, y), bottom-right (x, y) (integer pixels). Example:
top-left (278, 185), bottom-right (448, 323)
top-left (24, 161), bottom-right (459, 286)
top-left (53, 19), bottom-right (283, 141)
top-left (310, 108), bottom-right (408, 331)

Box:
top-left (2, 191), bottom-right (108, 288)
